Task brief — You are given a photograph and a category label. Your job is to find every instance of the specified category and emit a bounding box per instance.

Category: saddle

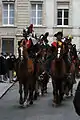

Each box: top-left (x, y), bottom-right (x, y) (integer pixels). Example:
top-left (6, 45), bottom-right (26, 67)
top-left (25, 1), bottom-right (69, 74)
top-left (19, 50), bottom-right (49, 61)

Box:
top-left (27, 58), bottom-right (34, 73)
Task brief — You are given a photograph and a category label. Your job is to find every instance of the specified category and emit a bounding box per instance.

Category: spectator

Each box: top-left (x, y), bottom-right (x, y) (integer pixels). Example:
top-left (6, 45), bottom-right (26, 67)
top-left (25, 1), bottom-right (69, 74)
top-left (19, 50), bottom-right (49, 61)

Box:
top-left (0, 52), bottom-right (7, 82)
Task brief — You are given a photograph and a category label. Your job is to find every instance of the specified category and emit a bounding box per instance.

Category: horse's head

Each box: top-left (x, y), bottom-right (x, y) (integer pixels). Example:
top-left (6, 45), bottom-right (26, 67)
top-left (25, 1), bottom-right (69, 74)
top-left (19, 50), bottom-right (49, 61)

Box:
top-left (19, 40), bottom-right (29, 61)
top-left (20, 46), bottom-right (24, 60)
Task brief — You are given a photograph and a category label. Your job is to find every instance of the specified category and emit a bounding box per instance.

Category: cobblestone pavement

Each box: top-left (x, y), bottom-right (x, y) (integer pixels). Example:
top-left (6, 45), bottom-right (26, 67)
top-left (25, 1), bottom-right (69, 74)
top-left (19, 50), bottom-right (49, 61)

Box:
top-left (0, 79), bottom-right (80, 120)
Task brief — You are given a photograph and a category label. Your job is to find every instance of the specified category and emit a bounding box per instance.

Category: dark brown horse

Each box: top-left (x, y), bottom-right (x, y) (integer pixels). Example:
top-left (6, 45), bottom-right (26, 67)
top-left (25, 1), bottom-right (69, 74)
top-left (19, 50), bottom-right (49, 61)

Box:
top-left (51, 47), bottom-right (66, 105)
top-left (64, 48), bottom-right (76, 96)
top-left (14, 45), bottom-right (35, 106)
top-left (34, 48), bottom-right (50, 96)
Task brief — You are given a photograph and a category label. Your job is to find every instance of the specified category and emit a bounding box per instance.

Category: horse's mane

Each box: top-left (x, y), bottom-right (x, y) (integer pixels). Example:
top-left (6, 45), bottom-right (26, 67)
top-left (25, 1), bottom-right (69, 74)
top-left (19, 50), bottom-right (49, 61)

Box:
top-left (23, 46), bottom-right (29, 59)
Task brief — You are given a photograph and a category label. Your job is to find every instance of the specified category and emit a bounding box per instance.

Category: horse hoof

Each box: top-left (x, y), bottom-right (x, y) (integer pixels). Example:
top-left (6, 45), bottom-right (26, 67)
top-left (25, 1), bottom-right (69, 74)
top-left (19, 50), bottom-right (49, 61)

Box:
top-left (33, 95), bottom-right (37, 100)
top-left (45, 91), bottom-right (47, 94)
top-left (41, 92), bottom-right (44, 96)
top-left (37, 92), bottom-right (40, 96)
top-left (29, 101), bottom-right (33, 105)
top-left (23, 100), bottom-right (29, 107)
top-left (71, 94), bottom-right (73, 96)
top-left (52, 102), bottom-right (58, 107)
top-left (23, 102), bottom-right (27, 107)
top-left (66, 92), bottom-right (69, 96)
top-left (19, 100), bottom-right (24, 105)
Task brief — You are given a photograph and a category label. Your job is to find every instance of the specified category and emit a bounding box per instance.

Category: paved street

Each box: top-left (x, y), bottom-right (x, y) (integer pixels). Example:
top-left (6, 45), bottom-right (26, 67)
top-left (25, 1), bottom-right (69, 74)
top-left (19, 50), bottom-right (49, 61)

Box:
top-left (0, 79), bottom-right (80, 120)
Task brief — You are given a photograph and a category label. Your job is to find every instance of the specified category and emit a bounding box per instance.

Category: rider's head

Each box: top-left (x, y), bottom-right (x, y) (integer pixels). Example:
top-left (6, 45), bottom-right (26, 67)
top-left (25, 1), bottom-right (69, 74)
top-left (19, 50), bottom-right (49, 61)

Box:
top-left (68, 35), bottom-right (73, 43)
top-left (44, 32), bottom-right (49, 37)
top-left (54, 31), bottom-right (63, 41)
top-left (28, 24), bottom-right (33, 33)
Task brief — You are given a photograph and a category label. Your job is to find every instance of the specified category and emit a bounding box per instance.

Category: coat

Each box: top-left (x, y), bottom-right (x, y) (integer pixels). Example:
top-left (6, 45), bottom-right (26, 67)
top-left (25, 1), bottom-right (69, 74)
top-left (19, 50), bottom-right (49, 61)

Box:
top-left (7, 55), bottom-right (16, 70)
top-left (0, 56), bottom-right (7, 75)
top-left (73, 81), bottom-right (80, 116)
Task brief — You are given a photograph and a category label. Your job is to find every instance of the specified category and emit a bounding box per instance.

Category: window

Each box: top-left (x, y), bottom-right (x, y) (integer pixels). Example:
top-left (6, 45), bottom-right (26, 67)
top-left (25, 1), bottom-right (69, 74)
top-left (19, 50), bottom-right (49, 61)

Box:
top-left (2, 38), bottom-right (14, 54)
top-left (57, 2), bottom-right (69, 26)
top-left (3, 3), bottom-right (14, 25)
top-left (57, 9), bottom-right (69, 26)
top-left (31, 3), bottom-right (43, 25)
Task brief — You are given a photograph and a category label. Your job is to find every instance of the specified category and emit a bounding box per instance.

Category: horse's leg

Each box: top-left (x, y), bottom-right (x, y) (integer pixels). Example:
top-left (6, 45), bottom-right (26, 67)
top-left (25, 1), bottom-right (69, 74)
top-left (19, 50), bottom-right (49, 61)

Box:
top-left (23, 83), bottom-right (27, 102)
top-left (52, 79), bottom-right (55, 100)
top-left (59, 80), bottom-right (63, 103)
top-left (19, 82), bottom-right (23, 105)
top-left (23, 83), bottom-right (29, 107)
top-left (52, 79), bottom-right (58, 104)
top-left (45, 75), bottom-right (49, 93)
top-left (29, 87), bottom-right (34, 105)
top-left (70, 74), bottom-right (74, 96)
top-left (29, 76), bottom-right (34, 105)
top-left (41, 80), bottom-right (44, 96)
top-left (43, 75), bottom-right (47, 93)
top-left (34, 78), bottom-right (39, 100)
top-left (70, 84), bottom-right (73, 96)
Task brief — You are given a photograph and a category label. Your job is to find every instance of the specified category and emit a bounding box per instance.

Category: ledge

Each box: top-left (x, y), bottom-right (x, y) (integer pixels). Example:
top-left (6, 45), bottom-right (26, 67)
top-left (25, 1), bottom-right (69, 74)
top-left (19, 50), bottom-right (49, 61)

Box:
top-left (53, 26), bottom-right (73, 29)
top-left (16, 34), bottom-right (23, 37)
top-left (34, 25), bottom-right (47, 28)
top-left (0, 26), bottom-right (17, 28)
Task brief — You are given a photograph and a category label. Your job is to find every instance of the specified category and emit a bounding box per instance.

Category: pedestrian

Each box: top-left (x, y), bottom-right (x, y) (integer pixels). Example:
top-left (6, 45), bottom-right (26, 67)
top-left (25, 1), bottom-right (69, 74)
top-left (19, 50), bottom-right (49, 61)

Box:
top-left (0, 52), bottom-right (7, 82)
top-left (7, 53), bottom-right (16, 83)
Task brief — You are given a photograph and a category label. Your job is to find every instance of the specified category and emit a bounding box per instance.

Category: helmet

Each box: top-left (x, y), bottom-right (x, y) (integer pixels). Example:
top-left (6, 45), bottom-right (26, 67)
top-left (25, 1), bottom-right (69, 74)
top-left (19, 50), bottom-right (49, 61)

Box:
top-left (54, 31), bottom-right (63, 37)
top-left (68, 35), bottom-right (73, 40)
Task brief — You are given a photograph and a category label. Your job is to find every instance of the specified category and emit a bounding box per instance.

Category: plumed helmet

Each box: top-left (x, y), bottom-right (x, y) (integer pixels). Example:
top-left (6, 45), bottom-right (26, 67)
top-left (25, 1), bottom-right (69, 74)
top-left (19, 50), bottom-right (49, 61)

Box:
top-left (29, 24), bottom-right (33, 28)
top-left (68, 35), bottom-right (73, 40)
top-left (54, 31), bottom-right (63, 37)
top-left (44, 32), bottom-right (49, 37)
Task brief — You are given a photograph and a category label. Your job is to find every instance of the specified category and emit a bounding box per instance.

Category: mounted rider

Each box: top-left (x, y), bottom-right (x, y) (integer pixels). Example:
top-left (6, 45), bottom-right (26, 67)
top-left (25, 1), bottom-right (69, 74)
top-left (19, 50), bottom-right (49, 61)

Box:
top-left (67, 35), bottom-right (78, 63)
top-left (22, 24), bottom-right (38, 58)
top-left (51, 31), bottom-right (70, 73)
top-left (39, 32), bottom-right (53, 75)
top-left (51, 31), bottom-right (65, 54)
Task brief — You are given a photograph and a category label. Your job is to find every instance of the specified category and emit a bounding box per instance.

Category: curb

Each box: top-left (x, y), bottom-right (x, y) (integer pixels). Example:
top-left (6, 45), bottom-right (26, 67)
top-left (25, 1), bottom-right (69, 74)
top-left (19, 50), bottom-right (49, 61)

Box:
top-left (0, 82), bottom-right (16, 99)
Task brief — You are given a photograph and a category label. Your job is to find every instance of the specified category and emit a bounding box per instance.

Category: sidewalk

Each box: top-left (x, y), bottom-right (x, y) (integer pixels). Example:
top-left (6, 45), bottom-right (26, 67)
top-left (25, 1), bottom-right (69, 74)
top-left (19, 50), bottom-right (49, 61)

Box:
top-left (0, 82), bottom-right (15, 99)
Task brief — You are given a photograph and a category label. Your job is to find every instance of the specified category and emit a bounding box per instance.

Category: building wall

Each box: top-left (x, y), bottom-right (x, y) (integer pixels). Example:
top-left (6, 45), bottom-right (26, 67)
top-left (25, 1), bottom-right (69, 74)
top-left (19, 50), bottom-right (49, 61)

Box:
top-left (72, 0), bottom-right (80, 50)
top-left (0, 0), bottom-right (80, 55)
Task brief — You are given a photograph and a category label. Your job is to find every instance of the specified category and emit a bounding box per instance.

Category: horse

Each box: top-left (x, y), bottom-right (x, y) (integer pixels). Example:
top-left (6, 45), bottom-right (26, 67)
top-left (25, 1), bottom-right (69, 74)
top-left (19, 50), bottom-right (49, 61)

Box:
top-left (64, 46), bottom-right (76, 96)
top-left (51, 46), bottom-right (67, 105)
top-left (14, 45), bottom-right (35, 106)
top-left (34, 47), bottom-right (50, 96)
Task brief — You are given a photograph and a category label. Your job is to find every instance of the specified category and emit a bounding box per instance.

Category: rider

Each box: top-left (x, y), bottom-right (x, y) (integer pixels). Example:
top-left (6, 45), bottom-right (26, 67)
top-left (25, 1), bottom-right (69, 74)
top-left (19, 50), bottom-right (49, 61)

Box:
top-left (51, 31), bottom-right (70, 73)
top-left (41, 32), bottom-right (53, 75)
top-left (51, 31), bottom-right (64, 54)
top-left (22, 24), bottom-right (36, 58)
top-left (67, 35), bottom-right (78, 63)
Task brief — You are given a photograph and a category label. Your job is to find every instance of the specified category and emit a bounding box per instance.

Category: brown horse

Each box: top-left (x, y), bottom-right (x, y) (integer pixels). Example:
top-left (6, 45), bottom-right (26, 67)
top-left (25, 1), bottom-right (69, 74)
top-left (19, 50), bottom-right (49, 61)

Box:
top-left (34, 48), bottom-right (50, 96)
top-left (51, 47), bottom-right (66, 105)
top-left (15, 45), bottom-right (35, 106)
top-left (64, 48), bottom-right (76, 96)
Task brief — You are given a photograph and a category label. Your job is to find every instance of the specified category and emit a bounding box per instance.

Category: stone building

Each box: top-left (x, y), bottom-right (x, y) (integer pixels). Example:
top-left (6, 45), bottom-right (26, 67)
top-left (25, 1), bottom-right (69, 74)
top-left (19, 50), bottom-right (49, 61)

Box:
top-left (0, 0), bottom-right (80, 56)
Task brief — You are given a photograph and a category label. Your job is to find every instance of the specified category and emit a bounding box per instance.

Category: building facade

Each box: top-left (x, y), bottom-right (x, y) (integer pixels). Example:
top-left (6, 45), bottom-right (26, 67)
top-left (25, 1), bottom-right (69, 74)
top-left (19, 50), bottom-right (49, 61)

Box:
top-left (0, 0), bottom-right (80, 56)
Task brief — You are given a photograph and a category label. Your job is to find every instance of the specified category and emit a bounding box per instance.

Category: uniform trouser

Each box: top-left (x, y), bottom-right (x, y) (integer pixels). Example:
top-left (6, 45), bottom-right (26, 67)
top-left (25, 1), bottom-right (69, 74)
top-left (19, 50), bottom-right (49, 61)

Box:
top-left (9, 70), bottom-right (13, 82)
